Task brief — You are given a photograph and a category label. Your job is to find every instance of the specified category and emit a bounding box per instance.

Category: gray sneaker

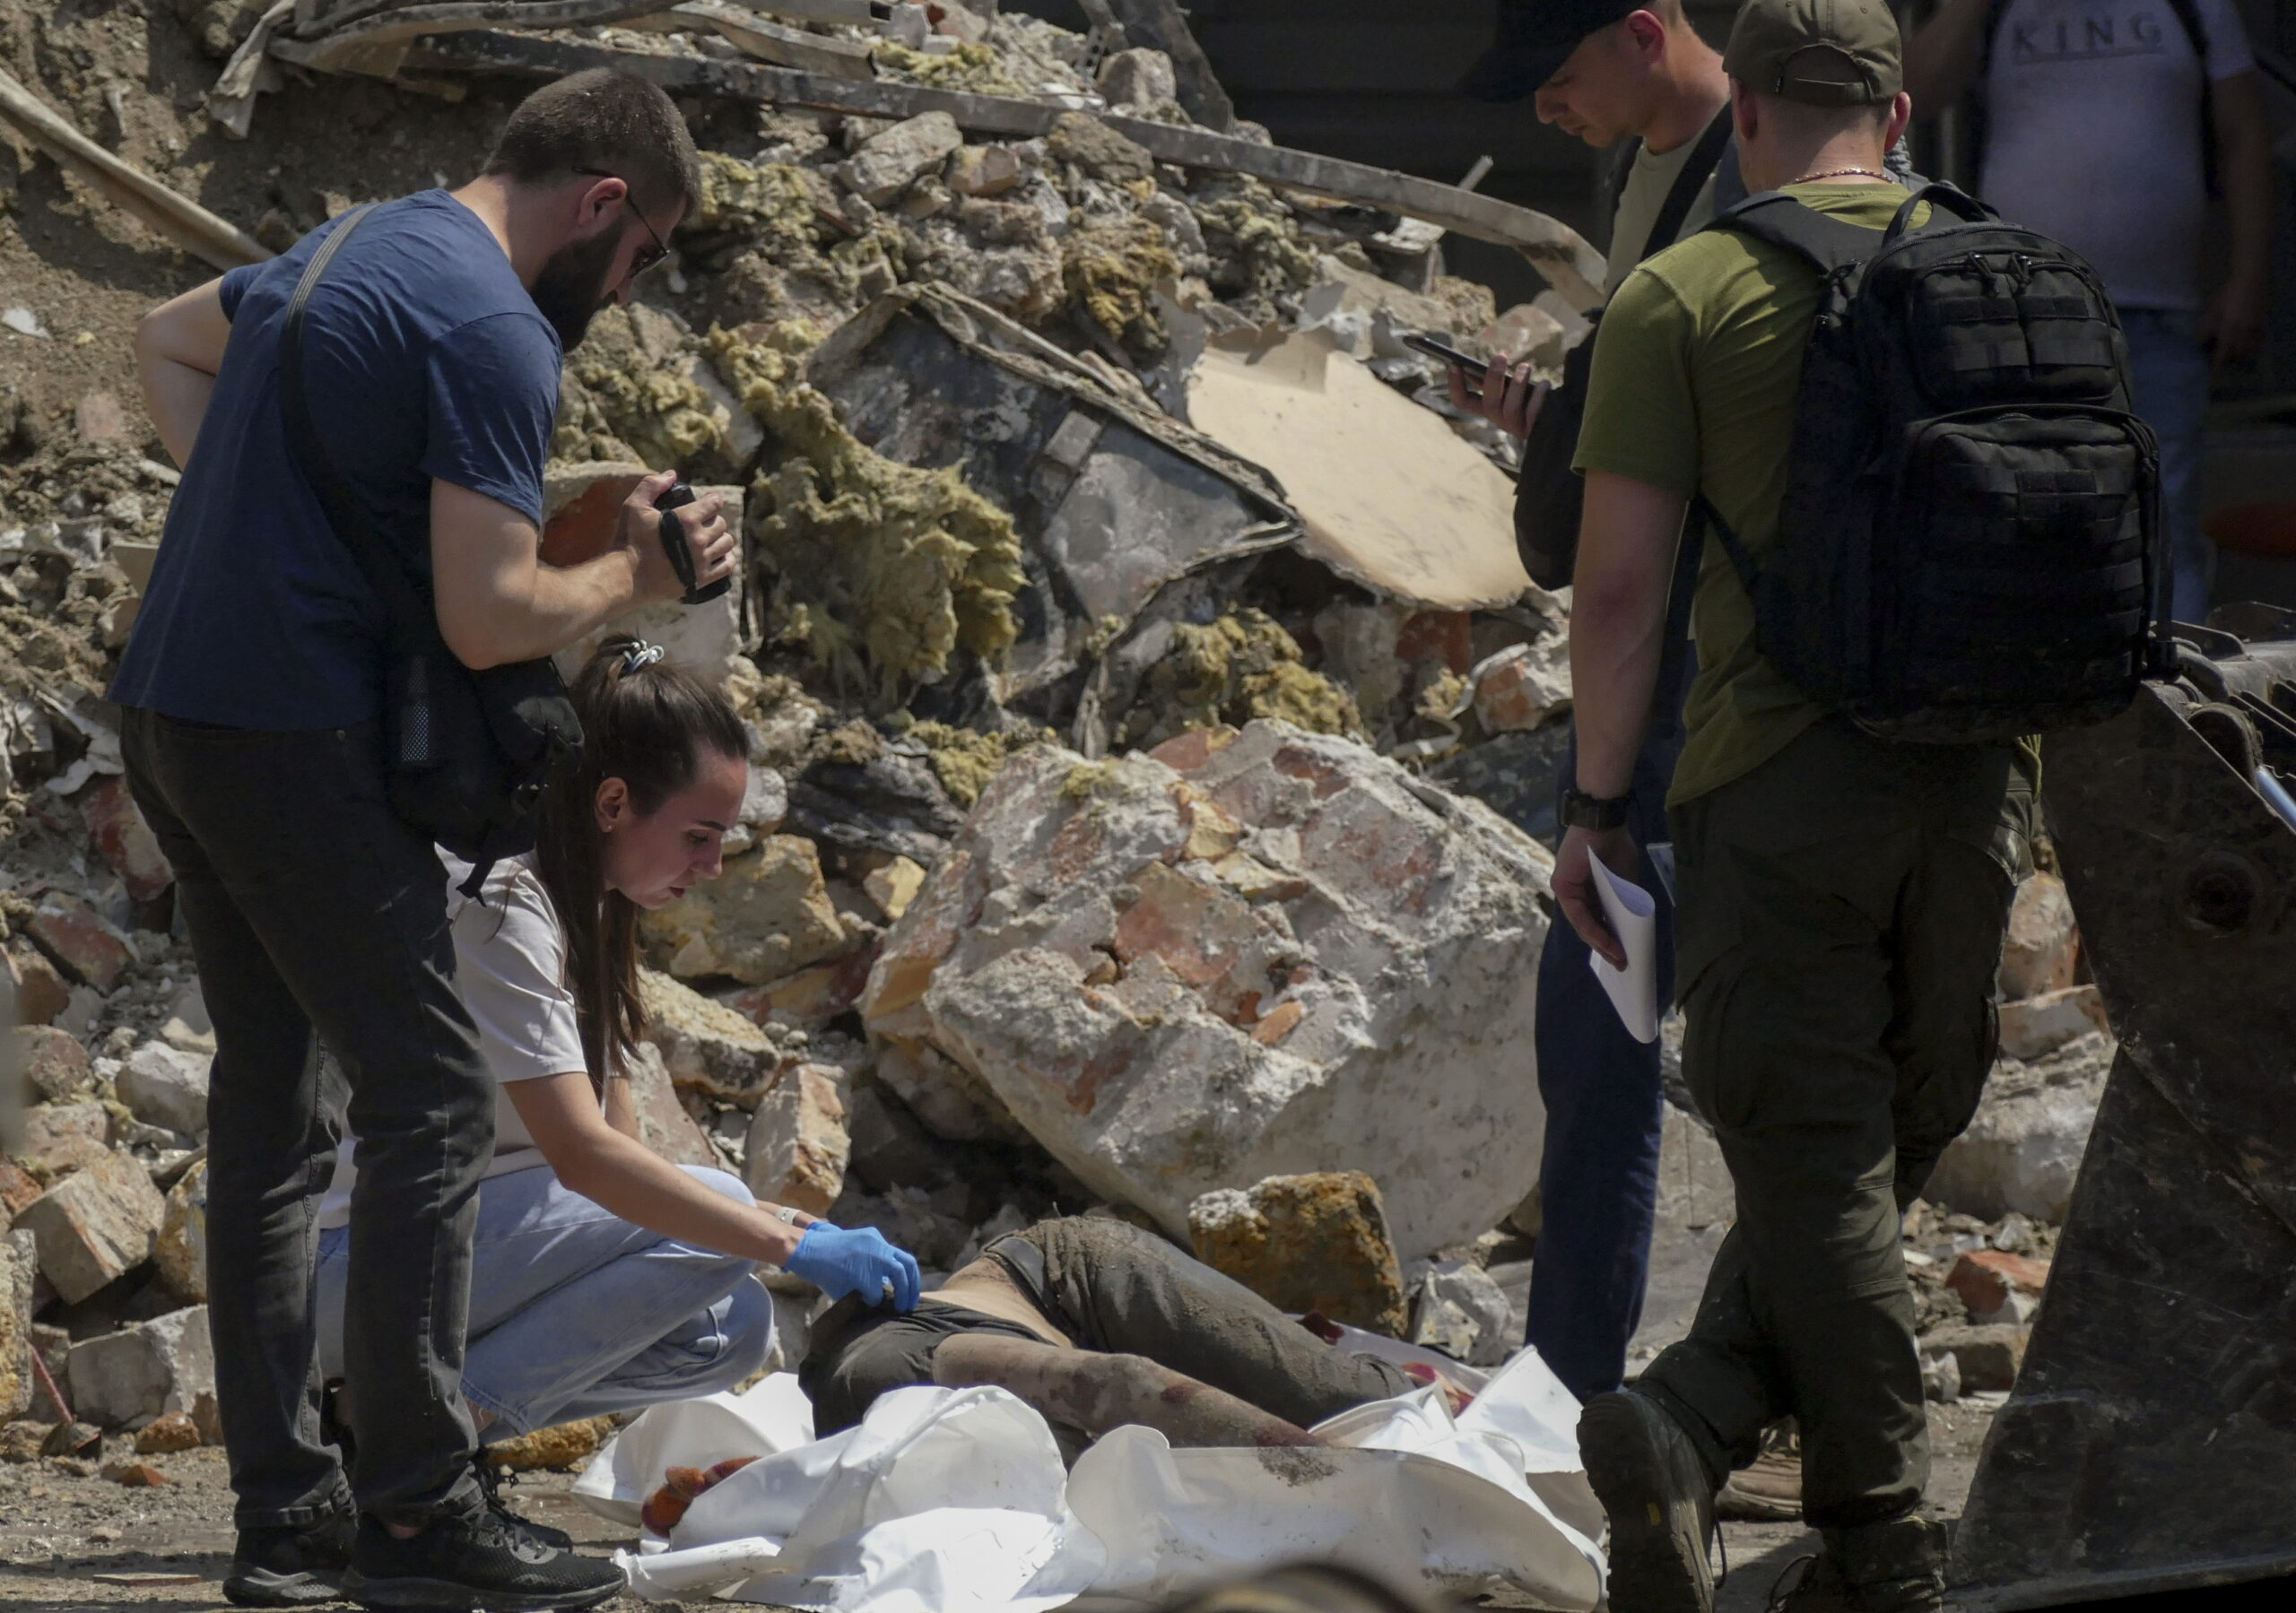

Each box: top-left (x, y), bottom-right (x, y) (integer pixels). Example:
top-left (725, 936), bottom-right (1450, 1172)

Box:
top-left (1578, 1390), bottom-right (1720, 1613)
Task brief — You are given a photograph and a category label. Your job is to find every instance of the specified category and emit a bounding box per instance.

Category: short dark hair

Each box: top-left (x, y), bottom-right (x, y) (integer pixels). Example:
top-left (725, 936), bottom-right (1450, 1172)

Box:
top-left (483, 69), bottom-right (701, 219)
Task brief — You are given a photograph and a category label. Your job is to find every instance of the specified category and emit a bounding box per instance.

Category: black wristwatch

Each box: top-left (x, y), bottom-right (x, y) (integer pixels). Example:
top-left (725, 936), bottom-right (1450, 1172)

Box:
top-left (1560, 786), bottom-right (1631, 831)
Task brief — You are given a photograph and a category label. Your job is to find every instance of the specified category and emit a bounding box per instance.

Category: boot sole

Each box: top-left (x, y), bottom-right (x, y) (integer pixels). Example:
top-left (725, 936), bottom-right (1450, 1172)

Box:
top-left (1578, 1393), bottom-right (1716, 1613)
top-left (223, 1565), bottom-right (348, 1607)
top-left (340, 1570), bottom-right (622, 1612)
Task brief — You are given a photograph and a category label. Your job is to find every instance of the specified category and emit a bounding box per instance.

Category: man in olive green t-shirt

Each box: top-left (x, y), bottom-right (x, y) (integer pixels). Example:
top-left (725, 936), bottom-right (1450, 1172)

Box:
top-left (1555, 3), bottom-right (2034, 1610)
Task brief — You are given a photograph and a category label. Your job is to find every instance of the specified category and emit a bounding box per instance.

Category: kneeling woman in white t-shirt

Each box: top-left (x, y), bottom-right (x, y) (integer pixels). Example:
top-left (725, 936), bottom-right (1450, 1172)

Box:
top-left (315, 639), bottom-right (922, 1444)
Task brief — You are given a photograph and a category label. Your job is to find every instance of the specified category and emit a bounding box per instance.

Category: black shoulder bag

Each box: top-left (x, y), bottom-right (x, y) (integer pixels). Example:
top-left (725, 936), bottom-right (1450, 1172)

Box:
top-left (279, 205), bottom-right (583, 889)
top-left (1513, 106), bottom-right (1735, 590)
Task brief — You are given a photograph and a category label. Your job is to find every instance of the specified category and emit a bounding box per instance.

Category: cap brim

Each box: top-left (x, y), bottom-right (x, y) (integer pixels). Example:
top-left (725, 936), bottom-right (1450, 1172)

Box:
top-left (1457, 37), bottom-right (1580, 103)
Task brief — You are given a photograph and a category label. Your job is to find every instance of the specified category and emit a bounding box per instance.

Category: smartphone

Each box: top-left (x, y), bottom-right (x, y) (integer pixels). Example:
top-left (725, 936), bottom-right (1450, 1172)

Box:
top-left (1401, 331), bottom-right (1490, 373)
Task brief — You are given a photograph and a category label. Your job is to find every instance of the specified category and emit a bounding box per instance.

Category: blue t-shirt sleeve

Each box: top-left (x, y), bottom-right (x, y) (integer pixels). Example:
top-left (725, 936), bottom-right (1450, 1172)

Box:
top-left (219, 263), bottom-right (262, 321)
top-left (421, 311), bottom-right (561, 525)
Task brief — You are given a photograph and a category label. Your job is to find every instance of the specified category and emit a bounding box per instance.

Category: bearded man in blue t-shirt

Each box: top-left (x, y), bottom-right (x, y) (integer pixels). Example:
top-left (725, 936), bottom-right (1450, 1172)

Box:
top-left (110, 69), bottom-right (734, 1611)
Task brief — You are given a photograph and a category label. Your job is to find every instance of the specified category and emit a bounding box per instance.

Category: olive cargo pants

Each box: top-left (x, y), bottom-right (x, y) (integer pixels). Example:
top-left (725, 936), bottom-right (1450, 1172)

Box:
top-left (1638, 718), bottom-right (2034, 1531)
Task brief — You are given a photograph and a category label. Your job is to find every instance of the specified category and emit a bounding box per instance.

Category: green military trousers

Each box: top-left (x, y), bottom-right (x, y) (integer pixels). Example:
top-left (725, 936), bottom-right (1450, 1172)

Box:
top-left (1639, 717), bottom-right (2035, 1531)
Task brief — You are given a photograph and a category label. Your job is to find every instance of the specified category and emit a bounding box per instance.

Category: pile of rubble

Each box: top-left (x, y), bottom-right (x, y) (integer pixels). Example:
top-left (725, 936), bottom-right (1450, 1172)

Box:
top-left (2, 0), bottom-right (2114, 1476)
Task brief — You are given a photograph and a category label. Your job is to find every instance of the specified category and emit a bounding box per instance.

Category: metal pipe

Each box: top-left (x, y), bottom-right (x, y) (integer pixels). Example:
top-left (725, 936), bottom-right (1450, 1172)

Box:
top-left (2257, 766), bottom-right (2296, 831)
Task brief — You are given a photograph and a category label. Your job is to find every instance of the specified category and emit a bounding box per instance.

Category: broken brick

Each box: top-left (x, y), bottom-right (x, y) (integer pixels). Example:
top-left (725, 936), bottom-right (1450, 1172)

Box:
top-left (133, 1409), bottom-right (202, 1454)
top-left (25, 901), bottom-right (133, 993)
top-left (5, 947), bottom-right (72, 1028)
top-left (79, 776), bottom-right (173, 901)
top-left (1946, 1249), bottom-right (2050, 1326)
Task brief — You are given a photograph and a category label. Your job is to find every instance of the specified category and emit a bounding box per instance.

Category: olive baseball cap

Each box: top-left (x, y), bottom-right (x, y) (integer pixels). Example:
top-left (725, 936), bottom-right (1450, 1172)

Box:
top-left (1459, 0), bottom-right (1641, 104)
top-left (1723, 0), bottom-right (1903, 106)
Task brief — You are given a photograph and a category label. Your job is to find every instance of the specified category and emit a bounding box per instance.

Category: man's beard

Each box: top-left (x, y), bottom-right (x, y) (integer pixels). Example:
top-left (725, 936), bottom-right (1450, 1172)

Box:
top-left (530, 229), bottom-right (622, 351)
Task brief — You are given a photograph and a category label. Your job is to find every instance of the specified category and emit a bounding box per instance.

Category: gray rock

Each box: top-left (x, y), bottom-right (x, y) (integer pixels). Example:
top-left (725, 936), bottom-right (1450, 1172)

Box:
top-left (842, 112), bottom-right (964, 206)
top-left (117, 1043), bottom-right (211, 1137)
top-left (1406, 1257), bottom-right (1514, 1368)
top-left (66, 1306), bottom-right (214, 1429)
top-left (862, 723), bottom-right (1556, 1262)
top-left (14, 1151), bottom-right (166, 1304)
top-left (1926, 1034), bottom-right (2110, 1223)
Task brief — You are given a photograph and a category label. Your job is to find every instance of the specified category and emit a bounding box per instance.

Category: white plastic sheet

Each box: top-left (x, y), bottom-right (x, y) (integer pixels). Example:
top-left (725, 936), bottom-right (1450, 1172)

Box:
top-left (582, 1348), bottom-right (1605, 1611)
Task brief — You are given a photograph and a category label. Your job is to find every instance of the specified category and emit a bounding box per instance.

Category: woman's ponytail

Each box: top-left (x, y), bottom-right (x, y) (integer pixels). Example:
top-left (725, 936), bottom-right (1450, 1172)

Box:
top-left (533, 637), bottom-right (749, 1088)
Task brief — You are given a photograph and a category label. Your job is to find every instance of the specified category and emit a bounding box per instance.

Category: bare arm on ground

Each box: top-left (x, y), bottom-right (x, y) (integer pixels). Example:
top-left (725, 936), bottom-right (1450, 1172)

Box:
top-left (429, 469), bottom-right (734, 668)
top-left (135, 280), bottom-right (231, 469)
top-left (931, 1333), bottom-right (1326, 1448)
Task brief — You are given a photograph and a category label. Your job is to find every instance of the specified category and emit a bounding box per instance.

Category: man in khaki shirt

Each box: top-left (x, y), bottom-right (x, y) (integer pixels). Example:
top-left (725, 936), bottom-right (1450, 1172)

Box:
top-left (1557, 2), bottom-right (2031, 1610)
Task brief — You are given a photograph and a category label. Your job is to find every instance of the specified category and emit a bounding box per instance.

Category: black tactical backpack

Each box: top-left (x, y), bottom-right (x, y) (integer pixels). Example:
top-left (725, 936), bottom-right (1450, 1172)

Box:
top-left (1700, 183), bottom-right (2160, 745)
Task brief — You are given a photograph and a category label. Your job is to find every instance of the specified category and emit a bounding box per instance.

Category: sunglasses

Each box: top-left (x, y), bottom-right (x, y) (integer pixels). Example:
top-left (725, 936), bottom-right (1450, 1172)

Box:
top-left (574, 168), bottom-right (668, 280)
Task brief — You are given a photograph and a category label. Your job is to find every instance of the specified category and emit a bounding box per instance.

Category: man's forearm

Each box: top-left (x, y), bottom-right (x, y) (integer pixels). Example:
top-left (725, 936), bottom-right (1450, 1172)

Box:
top-left (1570, 472), bottom-right (1689, 800)
top-left (140, 359), bottom-right (216, 470)
top-left (1903, 0), bottom-right (1988, 111)
top-left (473, 546), bottom-right (646, 668)
top-left (2222, 113), bottom-right (2273, 291)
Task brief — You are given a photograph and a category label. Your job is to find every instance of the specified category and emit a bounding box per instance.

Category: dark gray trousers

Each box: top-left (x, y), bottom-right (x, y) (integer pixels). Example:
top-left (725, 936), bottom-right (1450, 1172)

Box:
top-left (122, 711), bottom-right (490, 1530)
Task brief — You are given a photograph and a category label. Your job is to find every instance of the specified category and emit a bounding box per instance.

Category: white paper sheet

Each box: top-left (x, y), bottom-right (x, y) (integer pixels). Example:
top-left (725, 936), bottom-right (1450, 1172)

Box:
top-left (1587, 848), bottom-right (1659, 1044)
top-left (586, 1353), bottom-right (1605, 1612)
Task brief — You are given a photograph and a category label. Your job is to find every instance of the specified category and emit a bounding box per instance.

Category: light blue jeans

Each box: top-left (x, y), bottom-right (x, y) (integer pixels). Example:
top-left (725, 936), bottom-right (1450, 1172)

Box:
top-left (317, 1164), bottom-right (773, 1438)
top-left (2121, 308), bottom-right (2213, 627)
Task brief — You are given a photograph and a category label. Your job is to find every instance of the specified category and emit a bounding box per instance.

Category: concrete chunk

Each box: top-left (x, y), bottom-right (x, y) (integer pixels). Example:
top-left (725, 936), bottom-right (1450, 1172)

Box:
top-left (841, 111), bottom-right (963, 205)
top-left (17, 1100), bottom-right (113, 1179)
top-left (865, 724), bottom-right (1553, 1260)
top-left (67, 1305), bottom-right (215, 1428)
top-left (640, 836), bottom-right (849, 987)
top-left (15, 1150), bottom-right (166, 1303)
top-left (1997, 984), bottom-right (2109, 1061)
top-left (1406, 1256), bottom-right (1513, 1367)
top-left (744, 1064), bottom-right (851, 1217)
top-left (638, 967), bottom-right (784, 1107)
top-left (1189, 1171), bottom-right (1407, 1336)
top-left (1998, 872), bottom-right (2078, 1001)
top-left (155, 1160), bottom-right (208, 1305)
top-left (625, 1043), bottom-right (721, 1170)
top-left (118, 1043), bottom-right (212, 1138)
top-left (15, 1025), bottom-right (93, 1104)
top-left (2, 1230), bottom-right (38, 1422)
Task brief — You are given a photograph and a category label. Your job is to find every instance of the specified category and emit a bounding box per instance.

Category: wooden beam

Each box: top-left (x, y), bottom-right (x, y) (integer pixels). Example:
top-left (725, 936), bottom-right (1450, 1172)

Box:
top-left (624, 2), bottom-right (876, 79)
top-left (0, 65), bottom-right (271, 269)
top-left (294, 28), bottom-right (1605, 306)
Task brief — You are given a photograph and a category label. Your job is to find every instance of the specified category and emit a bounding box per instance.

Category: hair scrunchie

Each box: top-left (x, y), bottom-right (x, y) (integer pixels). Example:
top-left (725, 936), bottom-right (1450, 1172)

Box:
top-left (618, 641), bottom-right (666, 676)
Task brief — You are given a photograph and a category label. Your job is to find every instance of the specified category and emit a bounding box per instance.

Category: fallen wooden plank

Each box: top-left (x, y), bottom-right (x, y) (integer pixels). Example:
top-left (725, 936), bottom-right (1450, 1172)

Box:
top-left (290, 28), bottom-right (1605, 307)
top-left (0, 65), bottom-right (271, 269)
top-left (288, 0), bottom-right (671, 68)
top-left (625, 2), bottom-right (874, 80)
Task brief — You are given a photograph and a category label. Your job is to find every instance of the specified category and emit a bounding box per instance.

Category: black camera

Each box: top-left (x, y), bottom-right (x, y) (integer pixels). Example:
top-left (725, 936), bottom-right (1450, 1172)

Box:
top-left (656, 481), bottom-right (729, 605)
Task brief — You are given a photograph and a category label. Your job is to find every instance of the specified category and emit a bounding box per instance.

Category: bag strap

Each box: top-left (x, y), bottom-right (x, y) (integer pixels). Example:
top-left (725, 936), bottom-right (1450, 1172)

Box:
top-left (1882, 179), bottom-right (1996, 242)
top-left (1640, 107), bottom-right (1737, 264)
top-left (277, 204), bottom-right (435, 655)
top-left (1704, 191), bottom-right (1886, 274)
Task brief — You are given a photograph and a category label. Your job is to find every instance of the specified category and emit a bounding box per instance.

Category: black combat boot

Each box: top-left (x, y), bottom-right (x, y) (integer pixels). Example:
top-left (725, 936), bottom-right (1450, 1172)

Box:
top-left (1578, 1389), bottom-right (1721, 1613)
top-left (1768, 1515), bottom-right (1948, 1613)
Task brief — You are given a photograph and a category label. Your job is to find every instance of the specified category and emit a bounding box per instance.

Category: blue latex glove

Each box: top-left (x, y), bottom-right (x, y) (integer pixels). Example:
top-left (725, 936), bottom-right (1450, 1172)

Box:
top-left (786, 1222), bottom-right (923, 1311)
